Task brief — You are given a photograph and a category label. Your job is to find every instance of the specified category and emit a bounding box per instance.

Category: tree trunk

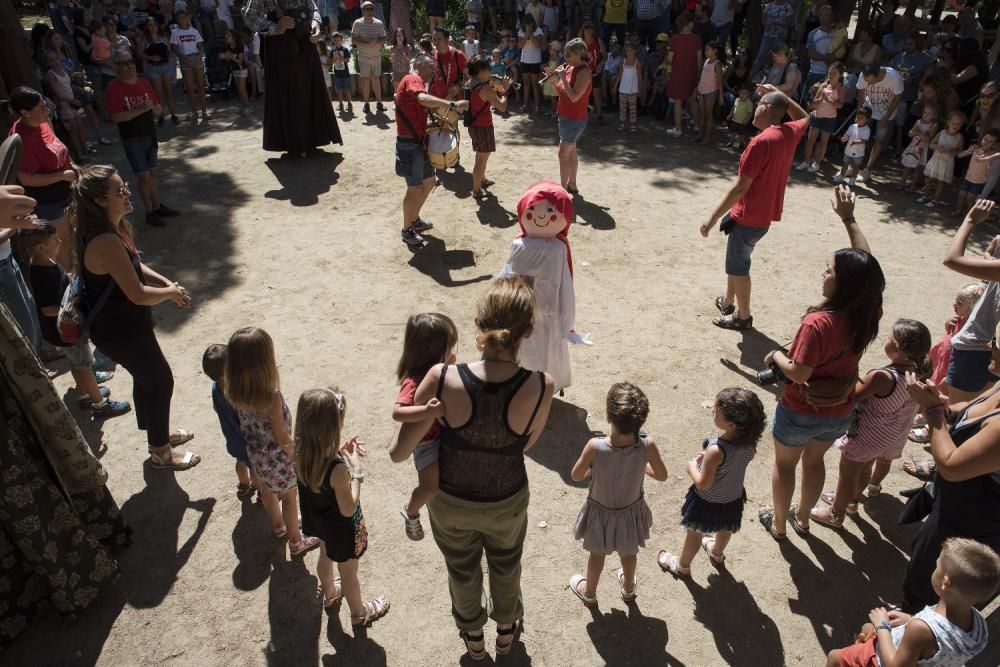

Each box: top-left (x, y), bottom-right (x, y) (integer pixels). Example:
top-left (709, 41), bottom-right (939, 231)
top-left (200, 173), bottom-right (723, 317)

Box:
top-left (0, 0), bottom-right (39, 99)
top-left (748, 0), bottom-right (763, 60)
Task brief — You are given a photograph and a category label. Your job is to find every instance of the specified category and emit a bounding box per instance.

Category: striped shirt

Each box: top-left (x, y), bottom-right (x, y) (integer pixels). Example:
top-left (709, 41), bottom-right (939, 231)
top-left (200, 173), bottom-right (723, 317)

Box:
top-left (351, 17), bottom-right (386, 59)
top-left (838, 366), bottom-right (917, 461)
top-left (696, 436), bottom-right (754, 504)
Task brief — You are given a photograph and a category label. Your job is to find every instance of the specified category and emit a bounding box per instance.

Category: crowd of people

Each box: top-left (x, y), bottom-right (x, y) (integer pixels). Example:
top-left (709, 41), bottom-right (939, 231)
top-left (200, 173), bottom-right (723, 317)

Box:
top-left (4, 0), bottom-right (1000, 663)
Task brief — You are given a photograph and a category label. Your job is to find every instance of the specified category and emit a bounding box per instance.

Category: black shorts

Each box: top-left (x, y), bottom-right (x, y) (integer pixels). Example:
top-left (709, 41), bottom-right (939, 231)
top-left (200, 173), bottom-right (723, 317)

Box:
top-left (591, 71), bottom-right (603, 86)
top-left (427, 0), bottom-right (444, 16)
top-left (521, 62), bottom-right (541, 75)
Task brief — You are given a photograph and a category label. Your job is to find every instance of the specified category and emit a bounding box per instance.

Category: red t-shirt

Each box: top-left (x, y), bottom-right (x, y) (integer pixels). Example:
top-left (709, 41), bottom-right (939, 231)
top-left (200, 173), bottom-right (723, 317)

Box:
top-left (469, 82), bottom-right (493, 127)
top-left (395, 73), bottom-right (429, 140)
top-left (730, 117), bottom-right (808, 229)
top-left (105, 77), bottom-right (160, 140)
top-left (430, 48), bottom-right (467, 99)
top-left (780, 311), bottom-right (862, 417)
top-left (396, 376), bottom-right (440, 443)
top-left (8, 120), bottom-right (72, 204)
top-left (556, 65), bottom-right (592, 121)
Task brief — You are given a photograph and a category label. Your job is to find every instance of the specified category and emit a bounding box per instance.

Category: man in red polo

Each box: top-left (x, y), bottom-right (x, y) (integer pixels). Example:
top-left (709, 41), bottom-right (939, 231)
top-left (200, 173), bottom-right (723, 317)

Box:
top-left (430, 27), bottom-right (467, 100)
top-left (701, 84), bottom-right (808, 330)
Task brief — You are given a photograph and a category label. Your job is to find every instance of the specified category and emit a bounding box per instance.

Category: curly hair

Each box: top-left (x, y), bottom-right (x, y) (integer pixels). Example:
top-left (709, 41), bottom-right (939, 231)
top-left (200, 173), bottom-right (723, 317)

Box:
top-left (716, 387), bottom-right (766, 449)
top-left (606, 382), bottom-right (649, 437)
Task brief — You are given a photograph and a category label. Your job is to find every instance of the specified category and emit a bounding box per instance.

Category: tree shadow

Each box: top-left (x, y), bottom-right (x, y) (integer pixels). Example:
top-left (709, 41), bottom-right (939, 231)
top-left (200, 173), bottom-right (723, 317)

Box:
top-left (407, 234), bottom-right (494, 287)
top-left (264, 558), bottom-right (323, 665)
top-left (525, 398), bottom-right (601, 486)
top-left (475, 198), bottom-right (518, 229)
top-left (585, 602), bottom-right (686, 666)
top-left (264, 151), bottom-right (344, 206)
top-left (681, 570), bottom-right (784, 666)
top-left (232, 498), bottom-right (285, 591)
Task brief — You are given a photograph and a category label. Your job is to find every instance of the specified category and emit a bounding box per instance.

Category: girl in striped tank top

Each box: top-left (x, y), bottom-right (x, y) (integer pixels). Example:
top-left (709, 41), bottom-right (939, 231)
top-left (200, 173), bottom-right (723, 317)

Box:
top-left (657, 388), bottom-right (766, 577)
top-left (811, 319), bottom-right (932, 529)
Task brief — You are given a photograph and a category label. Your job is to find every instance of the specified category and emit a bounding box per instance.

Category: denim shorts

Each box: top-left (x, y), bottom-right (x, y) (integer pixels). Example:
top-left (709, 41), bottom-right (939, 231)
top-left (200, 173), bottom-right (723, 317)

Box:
top-left (35, 195), bottom-right (72, 222)
top-left (145, 60), bottom-right (176, 80)
top-left (771, 401), bottom-right (853, 448)
top-left (413, 439), bottom-right (440, 471)
top-left (334, 75), bottom-right (351, 91)
top-left (724, 216), bottom-right (768, 276)
top-left (960, 179), bottom-right (985, 194)
top-left (810, 115), bottom-right (837, 134)
top-left (122, 136), bottom-right (158, 175)
top-left (395, 139), bottom-right (434, 187)
top-left (947, 348), bottom-right (995, 392)
top-left (558, 115), bottom-right (587, 144)
top-left (870, 116), bottom-right (893, 141)
top-left (180, 53), bottom-right (204, 71)
top-left (65, 337), bottom-right (95, 369)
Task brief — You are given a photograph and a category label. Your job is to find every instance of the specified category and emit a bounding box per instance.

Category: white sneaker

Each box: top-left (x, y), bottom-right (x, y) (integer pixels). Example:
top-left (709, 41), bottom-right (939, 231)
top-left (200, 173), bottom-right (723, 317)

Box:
top-left (795, 161), bottom-right (810, 171)
top-left (833, 173), bottom-right (844, 184)
top-left (858, 168), bottom-right (871, 182)
top-left (666, 127), bottom-right (683, 137)
top-left (916, 195), bottom-right (927, 203)
top-left (808, 162), bottom-right (820, 173)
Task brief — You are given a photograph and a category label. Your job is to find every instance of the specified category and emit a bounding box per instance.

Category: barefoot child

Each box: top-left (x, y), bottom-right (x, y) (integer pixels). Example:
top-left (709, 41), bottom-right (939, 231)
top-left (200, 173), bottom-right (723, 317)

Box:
top-left (835, 107), bottom-right (871, 187)
top-left (390, 313), bottom-right (457, 540)
top-left (202, 344), bottom-right (255, 499)
top-left (918, 111), bottom-right (966, 209)
top-left (569, 383), bottom-right (668, 605)
top-left (955, 129), bottom-right (1000, 216)
top-left (294, 388), bottom-right (390, 629)
top-left (826, 538), bottom-right (998, 667)
top-left (810, 319), bottom-right (932, 528)
top-left (225, 327), bottom-right (320, 556)
top-left (657, 387), bottom-right (766, 576)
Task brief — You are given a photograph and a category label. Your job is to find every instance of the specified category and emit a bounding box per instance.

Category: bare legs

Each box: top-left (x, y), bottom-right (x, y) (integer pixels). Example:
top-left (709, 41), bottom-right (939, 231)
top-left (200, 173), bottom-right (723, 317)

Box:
top-left (472, 151), bottom-right (491, 195)
top-left (405, 462), bottom-right (438, 517)
top-left (724, 274), bottom-right (751, 319)
top-left (578, 551), bottom-right (636, 597)
top-left (558, 142), bottom-right (579, 191)
top-left (522, 73), bottom-right (540, 111)
top-left (402, 177), bottom-right (436, 230)
top-left (771, 437), bottom-right (834, 534)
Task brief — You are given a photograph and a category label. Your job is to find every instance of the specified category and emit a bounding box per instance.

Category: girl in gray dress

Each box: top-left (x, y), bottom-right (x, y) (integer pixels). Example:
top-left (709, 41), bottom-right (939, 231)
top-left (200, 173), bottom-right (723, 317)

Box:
top-left (569, 383), bottom-right (669, 606)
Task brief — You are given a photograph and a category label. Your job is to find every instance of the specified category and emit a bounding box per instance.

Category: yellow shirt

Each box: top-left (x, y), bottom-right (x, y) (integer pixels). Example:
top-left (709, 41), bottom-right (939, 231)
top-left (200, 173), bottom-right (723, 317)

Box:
top-left (604, 0), bottom-right (627, 24)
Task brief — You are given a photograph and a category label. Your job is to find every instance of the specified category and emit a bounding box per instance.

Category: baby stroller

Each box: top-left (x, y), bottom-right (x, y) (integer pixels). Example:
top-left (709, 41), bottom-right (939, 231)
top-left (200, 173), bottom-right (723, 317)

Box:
top-left (204, 40), bottom-right (233, 101)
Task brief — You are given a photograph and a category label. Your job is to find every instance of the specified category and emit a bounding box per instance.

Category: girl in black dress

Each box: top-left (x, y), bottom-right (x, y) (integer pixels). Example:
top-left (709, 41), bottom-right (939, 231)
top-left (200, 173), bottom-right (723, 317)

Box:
top-left (294, 387), bottom-right (389, 630)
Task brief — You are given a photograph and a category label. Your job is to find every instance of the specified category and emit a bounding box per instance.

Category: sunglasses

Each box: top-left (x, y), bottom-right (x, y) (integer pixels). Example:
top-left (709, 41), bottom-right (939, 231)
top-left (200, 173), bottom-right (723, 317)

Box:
top-left (109, 185), bottom-right (131, 198)
top-left (115, 59), bottom-right (135, 67)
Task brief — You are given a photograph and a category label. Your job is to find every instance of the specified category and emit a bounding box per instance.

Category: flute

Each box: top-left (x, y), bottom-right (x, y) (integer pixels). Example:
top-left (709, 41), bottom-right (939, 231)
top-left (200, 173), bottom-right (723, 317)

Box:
top-left (537, 65), bottom-right (566, 86)
top-left (490, 74), bottom-right (522, 92)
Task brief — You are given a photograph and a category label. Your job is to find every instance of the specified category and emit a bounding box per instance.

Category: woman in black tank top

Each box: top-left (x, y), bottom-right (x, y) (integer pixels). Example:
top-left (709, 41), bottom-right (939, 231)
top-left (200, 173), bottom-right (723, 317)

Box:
top-left (73, 166), bottom-right (199, 471)
top-left (391, 276), bottom-right (554, 660)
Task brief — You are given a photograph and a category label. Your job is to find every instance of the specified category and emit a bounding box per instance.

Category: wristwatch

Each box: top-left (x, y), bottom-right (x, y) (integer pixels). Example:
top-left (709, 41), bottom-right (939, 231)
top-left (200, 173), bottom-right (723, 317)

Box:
top-left (449, 102), bottom-right (456, 110)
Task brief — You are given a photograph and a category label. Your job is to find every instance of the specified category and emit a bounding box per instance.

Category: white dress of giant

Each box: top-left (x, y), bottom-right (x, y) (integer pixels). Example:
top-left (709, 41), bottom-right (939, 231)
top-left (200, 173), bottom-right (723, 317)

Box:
top-left (497, 236), bottom-right (575, 391)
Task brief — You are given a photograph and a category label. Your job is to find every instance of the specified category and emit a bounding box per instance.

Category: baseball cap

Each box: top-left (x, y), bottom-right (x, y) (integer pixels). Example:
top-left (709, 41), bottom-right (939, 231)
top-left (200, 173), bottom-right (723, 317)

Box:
top-left (361, 1), bottom-right (374, 7)
top-left (655, 33), bottom-right (669, 42)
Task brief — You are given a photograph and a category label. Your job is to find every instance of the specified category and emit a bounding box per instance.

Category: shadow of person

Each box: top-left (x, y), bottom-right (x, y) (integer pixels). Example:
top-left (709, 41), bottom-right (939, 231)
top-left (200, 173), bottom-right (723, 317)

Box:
top-left (475, 201), bottom-right (518, 229)
top-left (61, 387), bottom-right (108, 457)
top-left (116, 463), bottom-right (215, 609)
top-left (322, 622), bottom-right (389, 665)
top-left (682, 570), bottom-right (784, 665)
top-left (856, 491), bottom-right (918, 554)
top-left (264, 151), bottom-right (344, 206)
top-left (573, 196), bottom-right (615, 231)
top-left (264, 558), bottom-right (323, 666)
top-left (407, 235), bottom-right (494, 287)
top-left (719, 329), bottom-right (786, 398)
top-left (525, 398), bottom-right (600, 486)
top-left (586, 602), bottom-right (685, 666)
top-left (438, 162), bottom-right (470, 195)
top-left (362, 111), bottom-right (392, 130)
top-left (232, 499), bottom-right (285, 591)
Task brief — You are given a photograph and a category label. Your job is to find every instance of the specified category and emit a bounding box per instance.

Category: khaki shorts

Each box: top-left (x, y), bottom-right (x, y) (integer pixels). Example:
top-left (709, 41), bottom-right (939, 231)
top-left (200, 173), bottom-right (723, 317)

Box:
top-left (357, 56), bottom-right (381, 77)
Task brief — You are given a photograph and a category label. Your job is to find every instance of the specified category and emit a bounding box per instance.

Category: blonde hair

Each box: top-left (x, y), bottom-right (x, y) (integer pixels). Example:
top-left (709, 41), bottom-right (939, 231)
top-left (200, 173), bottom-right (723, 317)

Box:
top-left (958, 282), bottom-right (986, 305)
top-left (224, 327), bottom-right (280, 414)
top-left (606, 382), bottom-right (649, 437)
top-left (475, 276), bottom-right (536, 352)
top-left (940, 538), bottom-right (1000, 603)
top-left (294, 388), bottom-right (345, 493)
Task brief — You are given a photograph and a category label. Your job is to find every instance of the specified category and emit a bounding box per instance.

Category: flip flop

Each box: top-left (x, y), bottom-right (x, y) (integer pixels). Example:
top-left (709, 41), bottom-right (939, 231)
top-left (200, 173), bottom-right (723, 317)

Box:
top-left (657, 550), bottom-right (691, 577)
top-left (758, 507), bottom-right (787, 541)
top-left (569, 574), bottom-right (598, 607)
top-left (903, 459), bottom-right (936, 480)
top-left (789, 504), bottom-right (810, 535)
top-left (714, 295), bottom-right (735, 316)
top-left (713, 314), bottom-right (753, 330)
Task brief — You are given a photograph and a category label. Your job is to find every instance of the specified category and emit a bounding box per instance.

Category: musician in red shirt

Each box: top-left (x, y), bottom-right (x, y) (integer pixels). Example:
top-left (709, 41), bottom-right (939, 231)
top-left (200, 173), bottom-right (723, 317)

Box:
top-left (430, 28), bottom-right (468, 100)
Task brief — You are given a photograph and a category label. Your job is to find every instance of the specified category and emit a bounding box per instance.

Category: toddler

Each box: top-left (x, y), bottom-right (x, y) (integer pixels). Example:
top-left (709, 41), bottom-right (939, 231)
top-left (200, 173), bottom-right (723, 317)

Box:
top-left (490, 48), bottom-right (507, 77)
top-left (390, 313), bottom-right (458, 541)
top-left (810, 319), bottom-right (932, 527)
top-left (657, 387), bottom-right (766, 576)
top-left (918, 111), bottom-right (966, 209)
top-left (695, 40), bottom-right (724, 144)
top-left (542, 41), bottom-right (562, 115)
top-left (331, 32), bottom-right (353, 112)
top-left (901, 105), bottom-right (938, 189)
top-left (955, 129), bottom-right (1000, 215)
top-left (462, 24), bottom-right (480, 60)
top-left (835, 107), bottom-right (871, 187)
top-left (202, 343), bottom-right (256, 499)
top-left (570, 383), bottom-right (668, 605)
top-left (294, 388), bottom-right (390, 629)
top-left (603, 42), bottom-right (623, 109)
top-left (826, 538), bottom-right (998, 667)
top-left (613, 42), bottom-right (642, 132)
top-left (90, 22), bottom-right (112, 65)
top-left (726, 85), bottom-right (754, 150)
top-left (225, 327), bottom-right (320, 556)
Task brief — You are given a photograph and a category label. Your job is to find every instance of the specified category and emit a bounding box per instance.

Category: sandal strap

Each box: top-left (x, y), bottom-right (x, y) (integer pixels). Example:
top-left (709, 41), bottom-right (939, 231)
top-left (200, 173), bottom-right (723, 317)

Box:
top-left (497, 620), bottom-right (522, 636)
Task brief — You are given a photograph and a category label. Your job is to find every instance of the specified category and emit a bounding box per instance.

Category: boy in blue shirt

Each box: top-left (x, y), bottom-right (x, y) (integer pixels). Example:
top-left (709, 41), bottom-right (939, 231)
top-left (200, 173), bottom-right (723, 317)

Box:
top-left (202, 344), bottom-right (256, 499)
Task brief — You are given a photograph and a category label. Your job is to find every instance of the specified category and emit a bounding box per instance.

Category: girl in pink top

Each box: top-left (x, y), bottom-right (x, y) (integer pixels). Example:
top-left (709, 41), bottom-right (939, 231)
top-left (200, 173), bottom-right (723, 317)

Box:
top-left (955, 128), bottom-right (1000, 215)
top-left (695, 41), bottom-right (724, 144)
top-left (797, 62), bottom-right (845, 173)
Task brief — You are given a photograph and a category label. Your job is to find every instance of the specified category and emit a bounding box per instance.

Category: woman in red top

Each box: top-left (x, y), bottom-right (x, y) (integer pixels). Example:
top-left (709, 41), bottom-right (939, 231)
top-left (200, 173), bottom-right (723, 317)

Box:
top-left (579, 22), bottom-right (606, 125)
top-left (5, 87), bottom-right (76, 270)
top-left (467, 56), bottom-right (511, 200)
top-left (757, 187), bottom-right (885, 541)
top-left (665, 12), bottom-right (703, 138)
top-left (549, 38), bottom-right (592, 195)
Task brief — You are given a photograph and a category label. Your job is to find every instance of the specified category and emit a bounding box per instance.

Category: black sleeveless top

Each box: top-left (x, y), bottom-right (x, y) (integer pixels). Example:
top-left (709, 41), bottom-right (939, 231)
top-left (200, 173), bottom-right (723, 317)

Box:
top-left (298, 457), bottom-right (368, 562)
top-left (82, 239), bottom-right (154, 346)
top-left (938, 389), bottom-right (1000, 541)
top-left (436, 364), bottom-right (546, 503)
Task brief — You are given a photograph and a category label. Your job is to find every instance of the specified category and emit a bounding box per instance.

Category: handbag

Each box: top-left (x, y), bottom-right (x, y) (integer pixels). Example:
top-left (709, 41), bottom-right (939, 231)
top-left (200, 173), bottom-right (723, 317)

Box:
top-left (799, 350), bottom-right (857, 410)
top-left (56, 274), bottom-right (114, 344)
top-left (898, 482), bottom-right (935, 525)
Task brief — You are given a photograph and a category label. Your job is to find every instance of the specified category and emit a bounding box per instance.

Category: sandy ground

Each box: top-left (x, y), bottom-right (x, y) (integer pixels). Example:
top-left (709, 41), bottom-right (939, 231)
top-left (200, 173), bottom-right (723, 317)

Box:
top-left (5, 96), bottom-right (1000, 667)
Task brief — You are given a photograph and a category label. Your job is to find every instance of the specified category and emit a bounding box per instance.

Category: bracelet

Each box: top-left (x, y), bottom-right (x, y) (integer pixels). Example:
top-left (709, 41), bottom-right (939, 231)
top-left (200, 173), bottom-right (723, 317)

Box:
top-left (842, 216), bottom-right (856, 225)
top-left (877, 621), bottom-right (893, 633)
top-left (351, 473), bottom-right (365, 482)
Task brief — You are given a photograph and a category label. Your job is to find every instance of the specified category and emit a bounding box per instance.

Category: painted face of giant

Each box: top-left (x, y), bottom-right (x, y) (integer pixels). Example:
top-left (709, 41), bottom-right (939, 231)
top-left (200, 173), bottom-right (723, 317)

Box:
top-left (517, 181), bottom-right (574, 239)
top-left (522, 200), bottom-right (565, 238)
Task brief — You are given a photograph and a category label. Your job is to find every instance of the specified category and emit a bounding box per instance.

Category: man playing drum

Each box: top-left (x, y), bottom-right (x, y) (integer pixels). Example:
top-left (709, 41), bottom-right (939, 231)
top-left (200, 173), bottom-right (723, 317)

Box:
top-left (395, 54), bottom-right (469, 246)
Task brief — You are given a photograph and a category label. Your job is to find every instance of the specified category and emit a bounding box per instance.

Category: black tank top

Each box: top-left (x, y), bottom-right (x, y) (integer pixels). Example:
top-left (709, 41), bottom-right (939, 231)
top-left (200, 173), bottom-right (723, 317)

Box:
top-left (939, 389), bottom-right (1000, 540)
top-left (436, 364), bottom-right (545, 503)
top-left (82, 240), bottom-right (154, 346)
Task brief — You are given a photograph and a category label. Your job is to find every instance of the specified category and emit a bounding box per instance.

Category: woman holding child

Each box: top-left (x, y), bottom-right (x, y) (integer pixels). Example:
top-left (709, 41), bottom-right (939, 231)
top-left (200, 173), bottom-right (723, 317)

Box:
top-left (758, 186), bottom-right (886, 541)
top-left (391, 276), bottom-right (555, 661)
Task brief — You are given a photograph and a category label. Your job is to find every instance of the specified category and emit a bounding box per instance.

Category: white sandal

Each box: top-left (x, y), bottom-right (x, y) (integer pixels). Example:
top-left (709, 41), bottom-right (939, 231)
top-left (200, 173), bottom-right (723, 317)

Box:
top-left (400, 503), bottom-right (424, 541)
top-left (616, 567), bottom-right (636, 602)
top-left (657, 550), bottom-right (691, 577)
top-left (701, 536), bottom-right (726, 564)
top-left (149, 448), bottom-right (200, 470)
top-left (569, 574), bottom-right (597, 606)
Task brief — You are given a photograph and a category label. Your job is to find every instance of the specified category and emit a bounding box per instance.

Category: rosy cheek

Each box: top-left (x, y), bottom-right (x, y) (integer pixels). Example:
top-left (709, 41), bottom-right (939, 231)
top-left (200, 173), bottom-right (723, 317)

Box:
top-left (526, 212), bottom-right (533, 220)
top-left (549, 215), bottom-right (557, 222)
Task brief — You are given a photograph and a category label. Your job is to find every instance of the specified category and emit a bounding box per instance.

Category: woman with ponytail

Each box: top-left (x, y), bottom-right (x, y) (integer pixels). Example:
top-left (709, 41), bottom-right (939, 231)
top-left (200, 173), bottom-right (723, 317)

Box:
top-left (390, 275), bottom-right (555, 661)
top-left (809, 318), bottom-right (932, 530)
top-left (73, 165), bottom-right (200, 470)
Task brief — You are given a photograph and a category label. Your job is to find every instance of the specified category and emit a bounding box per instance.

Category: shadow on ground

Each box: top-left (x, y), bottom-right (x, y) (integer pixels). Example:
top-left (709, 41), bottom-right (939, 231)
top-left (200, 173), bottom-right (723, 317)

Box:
top-left (526, 397), bottom-right (601, 486)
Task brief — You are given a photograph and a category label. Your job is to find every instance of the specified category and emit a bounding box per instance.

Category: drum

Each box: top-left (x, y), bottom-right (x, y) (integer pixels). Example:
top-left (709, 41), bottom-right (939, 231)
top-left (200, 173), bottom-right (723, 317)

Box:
top-left (426, 125), bottom-right (460, 170)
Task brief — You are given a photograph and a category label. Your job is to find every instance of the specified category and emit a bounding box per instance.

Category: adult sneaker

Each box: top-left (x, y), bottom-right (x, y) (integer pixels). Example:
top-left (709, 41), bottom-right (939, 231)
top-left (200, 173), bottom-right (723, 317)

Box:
top-left (412, 218), bottom-right (433, 232)
top-left (156, 203), bottom-right (180, 217)
top-left (401, 228), bottom-right (424, 245)
top-left (666, 127), bottom-right (682, 137)
top-left (79, 386), bottom-right (111, 410)
top-left (364, 103), bottom-right (372, 114)
top-left (94, 370), bottom-right (115, 383)
top-left (808, 162), bottom-right (820, 173)
top-left (858, 168), bottom-right (871, 182)
top-left (376, 102), bottom-right (386, 112)
top-left (833, 173), bottom-right (844, 184)
top-left (795, 161), bottom-right (810, 171)
top-left (848, 177), bottom-right (857, 187)
top-left (92, 398), bottom-right (131, 419)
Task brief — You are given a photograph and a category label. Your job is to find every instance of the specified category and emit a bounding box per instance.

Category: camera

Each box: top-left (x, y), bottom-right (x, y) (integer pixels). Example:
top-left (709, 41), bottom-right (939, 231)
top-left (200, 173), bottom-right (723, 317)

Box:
top-left (291, 6), bottom-right (312, 36)
top-left (756, 362), bottom-right (786, 386)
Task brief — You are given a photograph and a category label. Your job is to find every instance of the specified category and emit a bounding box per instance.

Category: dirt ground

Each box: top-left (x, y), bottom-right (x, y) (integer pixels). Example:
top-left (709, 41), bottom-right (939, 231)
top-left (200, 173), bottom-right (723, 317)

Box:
top-left (5, 96), bottom-right (1000, 666)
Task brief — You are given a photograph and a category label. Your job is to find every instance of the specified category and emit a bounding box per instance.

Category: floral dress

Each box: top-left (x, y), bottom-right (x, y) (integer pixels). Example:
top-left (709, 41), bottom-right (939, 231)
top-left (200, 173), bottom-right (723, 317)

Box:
top-left (238, 394), bottom-right (296, 496)
top-left (390, 44), bottom-right (411, 87)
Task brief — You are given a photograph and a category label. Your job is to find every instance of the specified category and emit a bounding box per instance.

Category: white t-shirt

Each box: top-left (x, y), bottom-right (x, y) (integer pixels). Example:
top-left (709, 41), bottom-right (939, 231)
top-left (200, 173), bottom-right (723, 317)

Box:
top-left (462, 39), bottom-right (479, 60)
top-left (844, 123), bottom-right (871, 158)
top-left (250, 32), bottom-right (261, 56)
top-left (806, 26), bottom-right (834, 76)
top-left (0, 240), bottom-right (11, 261)
top-left (519, 27), bottom-right (544, 64)
top-left (855, 67), bottom-right (904, 120)
top-left (170, 26), bottom-right (203, 56)
top-left (216, 0), bottom-right (234, 28)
